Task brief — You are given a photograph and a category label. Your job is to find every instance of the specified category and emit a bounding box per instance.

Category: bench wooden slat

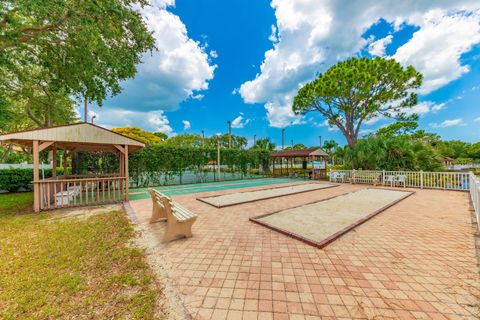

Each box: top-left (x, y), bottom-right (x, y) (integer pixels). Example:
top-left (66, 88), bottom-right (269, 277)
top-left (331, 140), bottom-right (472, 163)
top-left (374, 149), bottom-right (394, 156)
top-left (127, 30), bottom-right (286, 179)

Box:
top-left (151, 189), bottom-right (196, 222)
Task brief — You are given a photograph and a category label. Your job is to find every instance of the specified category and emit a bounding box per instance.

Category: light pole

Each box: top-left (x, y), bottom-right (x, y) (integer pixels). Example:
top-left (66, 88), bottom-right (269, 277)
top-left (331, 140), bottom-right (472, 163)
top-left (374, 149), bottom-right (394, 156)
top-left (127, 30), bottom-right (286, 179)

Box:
top-left (282, 128), bottom-right (285, 150)
top-left (84, 98), bottom-right (88, 123)
top-left (291, 139), bottom-right (293, 148)
top-left (227, 121), bottom-right (232, 148)
top-left (216, 135), bottom-right (221, 181)
top-left (201, 130), bottom-right (205, 147)
top-left (253, 134), bottom-right (256, 146)
top-left (319, 136), bottom-right (322, 148)
top-left (91, 115), bottom-right (96, 124)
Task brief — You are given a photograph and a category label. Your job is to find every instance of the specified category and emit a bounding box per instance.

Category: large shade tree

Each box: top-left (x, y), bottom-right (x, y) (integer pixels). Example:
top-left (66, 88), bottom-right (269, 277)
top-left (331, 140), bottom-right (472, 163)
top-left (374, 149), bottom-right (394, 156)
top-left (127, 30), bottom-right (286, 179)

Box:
top-left (0, 0), bottom-right (155, 106)
top-left (0, 1), bottom-right (155, 162)
top-left (293, 57), bottom-right (423, 147)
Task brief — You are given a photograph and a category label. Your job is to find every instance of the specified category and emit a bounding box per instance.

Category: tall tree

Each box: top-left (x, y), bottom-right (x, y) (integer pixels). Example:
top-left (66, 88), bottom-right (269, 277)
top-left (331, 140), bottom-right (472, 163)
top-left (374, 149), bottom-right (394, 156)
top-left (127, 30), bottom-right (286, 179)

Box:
top-left (322, 139), bottom-right (339, 154)
top-left (293, 57), bottom-right (422, 147)
top-left (165, 134), bottom-right (204, 148)
top-left (285, 143), bottom-right (307, 150)
top-left (112, 127), bottom-right (164, 145)
top-left (0, 0), bottom-right (155, 106)
top-left (251, 138), bottom-right (276, 152)
top-left (375, 121), bottom-right (418, 138)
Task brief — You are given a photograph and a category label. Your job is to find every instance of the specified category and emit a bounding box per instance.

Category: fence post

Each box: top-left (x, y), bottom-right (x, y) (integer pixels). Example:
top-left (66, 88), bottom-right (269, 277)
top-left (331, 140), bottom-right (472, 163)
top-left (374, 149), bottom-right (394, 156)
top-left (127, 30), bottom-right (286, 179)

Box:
top-left (420, 170), bottom-right (424, 189)
top-left (382, 170), bottom-right (385, 185)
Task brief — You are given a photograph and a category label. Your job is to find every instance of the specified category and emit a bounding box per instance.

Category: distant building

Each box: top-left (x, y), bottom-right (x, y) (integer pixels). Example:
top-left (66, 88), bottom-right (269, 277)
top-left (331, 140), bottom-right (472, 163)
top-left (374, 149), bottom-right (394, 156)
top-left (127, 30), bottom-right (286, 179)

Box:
top-left (443, 156), bottom-right (454, 169)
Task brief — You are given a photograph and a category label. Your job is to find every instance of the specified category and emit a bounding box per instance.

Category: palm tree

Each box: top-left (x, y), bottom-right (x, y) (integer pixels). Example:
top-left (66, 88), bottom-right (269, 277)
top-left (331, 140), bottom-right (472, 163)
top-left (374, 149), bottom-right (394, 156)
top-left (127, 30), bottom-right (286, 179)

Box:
top-left (252, 138), bottom-right (276, 152)
top-left (322, 139), bottom-right (339, 164)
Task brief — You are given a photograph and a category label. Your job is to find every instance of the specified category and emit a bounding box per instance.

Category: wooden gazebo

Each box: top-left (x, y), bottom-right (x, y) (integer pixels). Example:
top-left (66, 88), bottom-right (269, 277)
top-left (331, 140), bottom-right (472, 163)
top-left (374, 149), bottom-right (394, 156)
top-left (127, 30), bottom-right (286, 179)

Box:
top-left (270, 147), bottom-right (329, 179)
top-left (0, 123), bottom-right (145, 212)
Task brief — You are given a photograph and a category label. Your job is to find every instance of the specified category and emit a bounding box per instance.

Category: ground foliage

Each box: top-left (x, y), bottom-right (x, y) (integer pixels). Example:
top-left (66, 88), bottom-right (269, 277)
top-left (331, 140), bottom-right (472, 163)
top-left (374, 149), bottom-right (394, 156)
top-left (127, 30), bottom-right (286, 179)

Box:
top-left (0, 193), bottom-right (162, 319)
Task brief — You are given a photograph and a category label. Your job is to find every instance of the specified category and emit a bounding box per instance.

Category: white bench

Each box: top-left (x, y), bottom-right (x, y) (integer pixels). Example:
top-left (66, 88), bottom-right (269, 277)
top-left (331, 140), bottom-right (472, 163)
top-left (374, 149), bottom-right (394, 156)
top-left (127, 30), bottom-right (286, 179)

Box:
top-left (55, 185), bottom-right (82, 206)
top-left (148, 189), bottom-right (197, 243)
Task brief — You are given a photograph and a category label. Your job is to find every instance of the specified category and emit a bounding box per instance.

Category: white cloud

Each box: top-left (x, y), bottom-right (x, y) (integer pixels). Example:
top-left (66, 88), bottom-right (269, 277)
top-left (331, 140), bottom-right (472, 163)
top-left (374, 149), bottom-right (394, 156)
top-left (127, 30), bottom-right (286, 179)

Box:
top-left (92, 108), bottom-right (174, 136)
top-left (182, 120), bottom-right (191, 130)
top-left (239, 1), bottom-right (480, 128)
top-left (230, 115), bottom-right (251, 129)
top-left (116, 1), bottom-right (216, 111)
top-left (404, 101), bottom-right (446, 116)
top-left (430, 118), bottom-right (464, 128)
top-left (393, 10), bottom-right (480, 94)
top-left (475, 117), bottom-right (480, 122)
top-left (269, 25), bottom-right (279, 42)
top-left (359, 129), bottom-right (374, 136)
top-left (368, 35), bottom-right (393, 56)
top-left (210, 50), bottom-right (218, 58)
top-left (191, 94), bottom-right (204, 100)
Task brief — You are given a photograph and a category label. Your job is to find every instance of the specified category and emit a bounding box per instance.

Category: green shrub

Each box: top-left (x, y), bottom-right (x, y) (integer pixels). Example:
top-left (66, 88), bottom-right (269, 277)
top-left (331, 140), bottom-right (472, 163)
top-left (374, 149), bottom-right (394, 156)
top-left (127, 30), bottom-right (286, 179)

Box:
top-left (0, 168), bottom-right (66, 192)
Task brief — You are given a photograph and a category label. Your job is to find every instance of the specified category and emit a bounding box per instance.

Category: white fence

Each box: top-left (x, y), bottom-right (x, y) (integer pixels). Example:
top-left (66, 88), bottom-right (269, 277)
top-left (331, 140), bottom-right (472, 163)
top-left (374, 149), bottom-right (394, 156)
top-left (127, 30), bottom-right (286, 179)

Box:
top-left (330, 169), bottom-right (480, 230)
top-left (330, 170), bottom-right (471, 190)
top-left (470, 172), bottom-right (480, 230)
top-left (0, 163), bottom-right (52, 170)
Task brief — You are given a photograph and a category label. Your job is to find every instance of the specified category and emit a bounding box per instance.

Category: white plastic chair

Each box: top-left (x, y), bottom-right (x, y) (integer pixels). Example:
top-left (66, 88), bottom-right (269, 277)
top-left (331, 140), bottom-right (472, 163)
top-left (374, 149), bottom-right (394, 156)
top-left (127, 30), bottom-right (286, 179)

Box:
top-left (384, 175), bottom-right (395, 187)
top-left (396, 175), bottom-right (407, 188)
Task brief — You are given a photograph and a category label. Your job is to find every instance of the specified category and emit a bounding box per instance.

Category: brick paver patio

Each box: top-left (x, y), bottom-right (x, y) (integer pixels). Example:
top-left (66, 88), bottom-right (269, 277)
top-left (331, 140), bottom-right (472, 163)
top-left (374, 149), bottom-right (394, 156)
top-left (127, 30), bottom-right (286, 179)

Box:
top-left (129, 182), bottom-right (480, 319)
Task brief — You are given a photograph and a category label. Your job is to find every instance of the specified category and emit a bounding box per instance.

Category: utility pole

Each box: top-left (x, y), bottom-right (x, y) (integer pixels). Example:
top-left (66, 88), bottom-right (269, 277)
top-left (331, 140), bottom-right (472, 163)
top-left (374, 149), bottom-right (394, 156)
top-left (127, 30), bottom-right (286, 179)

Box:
top-left (282, 128), bottom-right (285, 150)
top-left (84, 98), bottom-right (88, 123)
top-left (201, 130), bottom-right (205, 148)
top-left (291, 139), bottom-right (293, 148)
top-left (253, 134), bottom-right (256, 146)
top-left (216, 135), bottom-right (221, 181)
top-left (319, 135), bottom-right (322, 148)
top-left (227, 121), bottom-right (232, 148)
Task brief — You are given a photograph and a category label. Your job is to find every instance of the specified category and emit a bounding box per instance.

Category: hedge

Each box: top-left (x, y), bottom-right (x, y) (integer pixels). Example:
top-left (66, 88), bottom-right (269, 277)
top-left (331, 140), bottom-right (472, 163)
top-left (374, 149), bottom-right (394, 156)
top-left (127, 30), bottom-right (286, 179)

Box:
top-left (128, 146), bottom-right (271, 187)
top-left (0, 168), bottom-right (67, 192)
top-left (1, 147), bottom-right (271, 191)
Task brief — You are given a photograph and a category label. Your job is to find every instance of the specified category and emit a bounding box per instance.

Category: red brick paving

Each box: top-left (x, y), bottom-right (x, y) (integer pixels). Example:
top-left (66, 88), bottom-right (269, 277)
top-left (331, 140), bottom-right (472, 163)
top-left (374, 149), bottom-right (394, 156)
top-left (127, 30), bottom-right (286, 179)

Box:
top-left (129, 182), bottom-right (480, 319)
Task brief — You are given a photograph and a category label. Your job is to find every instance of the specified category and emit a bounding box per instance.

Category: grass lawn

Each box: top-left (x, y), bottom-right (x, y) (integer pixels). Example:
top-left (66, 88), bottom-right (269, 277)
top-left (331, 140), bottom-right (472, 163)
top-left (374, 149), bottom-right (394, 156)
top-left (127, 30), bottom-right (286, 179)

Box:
top-left (0, 192), bottom-right (163, 319)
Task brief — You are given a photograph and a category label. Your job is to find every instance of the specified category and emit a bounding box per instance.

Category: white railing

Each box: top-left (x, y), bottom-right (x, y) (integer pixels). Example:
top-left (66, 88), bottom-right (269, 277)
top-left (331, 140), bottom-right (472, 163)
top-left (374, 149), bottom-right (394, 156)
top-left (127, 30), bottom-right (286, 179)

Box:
top-left (469, 172), bottom-right (480, 230)
top-left (35, 176), bottom-right (128, 211)
top-left (329, 170), bottom-right (470, 191)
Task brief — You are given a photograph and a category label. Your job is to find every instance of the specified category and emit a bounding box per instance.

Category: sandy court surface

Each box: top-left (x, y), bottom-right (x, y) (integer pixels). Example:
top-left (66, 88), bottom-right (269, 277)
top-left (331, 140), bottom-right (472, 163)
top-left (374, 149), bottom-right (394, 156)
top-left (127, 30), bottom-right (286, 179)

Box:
top-left (128, 181), bottom-right (480, 319)
top-left (198, 182), bottom-right (336, 207)
top-left (256, 188), bottom-right (413, 244)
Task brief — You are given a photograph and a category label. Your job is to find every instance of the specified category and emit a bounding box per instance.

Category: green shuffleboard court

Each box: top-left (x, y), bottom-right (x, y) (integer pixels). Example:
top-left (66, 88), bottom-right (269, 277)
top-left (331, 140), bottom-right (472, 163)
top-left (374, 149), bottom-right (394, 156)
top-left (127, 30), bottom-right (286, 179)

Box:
top-left (128, 177), bottom-right (307, 200)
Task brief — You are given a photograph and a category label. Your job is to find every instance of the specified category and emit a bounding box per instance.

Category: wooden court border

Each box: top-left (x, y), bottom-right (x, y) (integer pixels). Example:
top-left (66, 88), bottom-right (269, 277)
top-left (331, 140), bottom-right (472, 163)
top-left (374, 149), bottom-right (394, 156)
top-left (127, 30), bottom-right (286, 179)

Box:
top-left (250, 188), bottom-right (415, 249)
top-left (197, 183), bottom-right (339, 208)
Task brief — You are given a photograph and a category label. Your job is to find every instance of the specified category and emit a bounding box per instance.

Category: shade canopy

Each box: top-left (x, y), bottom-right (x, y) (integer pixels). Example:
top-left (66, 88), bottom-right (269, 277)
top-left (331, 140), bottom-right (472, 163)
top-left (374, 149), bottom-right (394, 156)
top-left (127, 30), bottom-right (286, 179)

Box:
top-left (0, 122), bottom-right (145, 153)
top-left (270, 147), bottom-right (329, 158)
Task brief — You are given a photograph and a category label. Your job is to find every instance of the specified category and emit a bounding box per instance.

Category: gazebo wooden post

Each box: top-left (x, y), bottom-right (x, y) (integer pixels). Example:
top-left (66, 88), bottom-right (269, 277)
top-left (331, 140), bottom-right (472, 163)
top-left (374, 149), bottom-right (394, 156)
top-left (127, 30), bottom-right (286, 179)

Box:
top-left (120, 151), bottom-right (124, 176)
top-left (52, 145), bottom-right (57, 178)
top-left (33, 140), bottom-right (40, 213)
top-left (63, 149), bottom-right (68, 178)
top-left (124, 145), bottom-right (129, 200)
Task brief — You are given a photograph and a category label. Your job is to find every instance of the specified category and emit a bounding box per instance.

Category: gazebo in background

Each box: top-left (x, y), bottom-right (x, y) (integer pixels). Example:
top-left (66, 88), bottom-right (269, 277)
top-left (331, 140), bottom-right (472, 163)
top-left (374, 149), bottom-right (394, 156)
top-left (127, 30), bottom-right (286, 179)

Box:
top-left (270, 147), bottom-right (329, 179)
top-left (0, 123), bottom-right (145, 212)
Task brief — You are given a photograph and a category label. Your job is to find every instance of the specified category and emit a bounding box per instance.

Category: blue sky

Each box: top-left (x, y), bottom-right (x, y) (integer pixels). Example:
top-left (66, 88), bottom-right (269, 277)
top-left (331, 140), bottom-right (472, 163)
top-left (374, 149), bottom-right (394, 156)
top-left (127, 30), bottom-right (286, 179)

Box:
top-left (86, 0), bottom-right (480, 147)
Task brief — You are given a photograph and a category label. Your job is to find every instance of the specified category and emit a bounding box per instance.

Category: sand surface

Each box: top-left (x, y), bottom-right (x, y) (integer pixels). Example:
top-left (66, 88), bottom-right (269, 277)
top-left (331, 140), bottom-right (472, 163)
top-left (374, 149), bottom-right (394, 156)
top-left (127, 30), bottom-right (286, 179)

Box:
top-left (257, 188), bottom-right (412, 243)
top-left (198, 182), bottom-right (335, 207)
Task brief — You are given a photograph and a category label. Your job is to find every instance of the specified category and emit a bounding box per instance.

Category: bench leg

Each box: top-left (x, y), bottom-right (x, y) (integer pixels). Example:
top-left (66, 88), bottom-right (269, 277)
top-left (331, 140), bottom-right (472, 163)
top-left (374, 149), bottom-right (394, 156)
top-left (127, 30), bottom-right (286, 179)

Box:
top-left (150, 206), bottom-right (167, 224)
top-left (162, 219), bottom-right (196, 243)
